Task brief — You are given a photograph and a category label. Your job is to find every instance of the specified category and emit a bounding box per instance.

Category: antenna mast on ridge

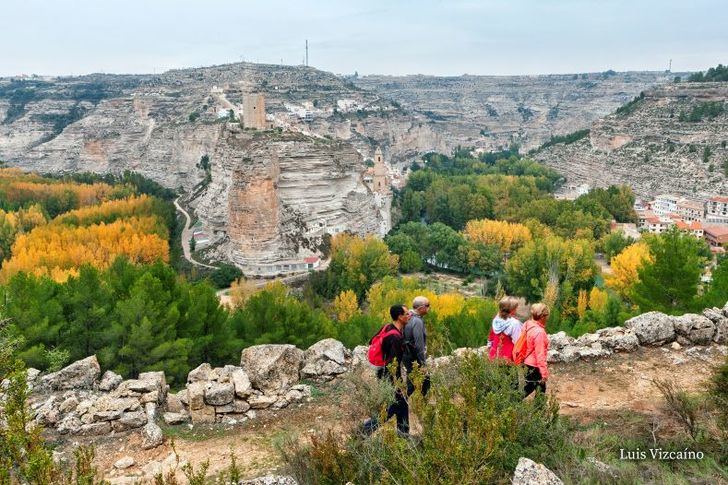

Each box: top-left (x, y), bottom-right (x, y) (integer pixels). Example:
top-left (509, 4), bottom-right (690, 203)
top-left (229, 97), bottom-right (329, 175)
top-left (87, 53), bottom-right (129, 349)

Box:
top-left (305, 40), bottom-right (309, 67)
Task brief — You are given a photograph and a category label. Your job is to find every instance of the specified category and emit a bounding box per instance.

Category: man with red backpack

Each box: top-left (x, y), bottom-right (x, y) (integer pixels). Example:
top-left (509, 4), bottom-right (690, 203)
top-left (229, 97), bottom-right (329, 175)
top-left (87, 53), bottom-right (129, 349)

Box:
top-left (361, 304), bottom-right (412, 436)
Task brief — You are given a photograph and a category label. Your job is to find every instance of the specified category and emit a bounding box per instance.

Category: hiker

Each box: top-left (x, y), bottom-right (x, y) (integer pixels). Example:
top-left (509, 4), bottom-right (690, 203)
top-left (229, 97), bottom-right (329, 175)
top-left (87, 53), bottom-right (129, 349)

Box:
top-left (488, 296), bottom-right (522, 362)
top-left (403, 296), bottom-right (431, 396)
top-left (521, 303), bottom-right (550, 397)
top-left (362, 304), bottom-right (412, 436)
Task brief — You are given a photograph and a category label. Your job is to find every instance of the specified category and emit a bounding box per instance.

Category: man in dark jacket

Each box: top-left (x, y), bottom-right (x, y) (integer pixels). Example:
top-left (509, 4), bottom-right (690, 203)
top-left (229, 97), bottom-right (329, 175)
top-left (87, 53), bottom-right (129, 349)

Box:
top-left (404, 295), bottom-right (431, 396)
top-left (362, 304), bottom-right (411, 435)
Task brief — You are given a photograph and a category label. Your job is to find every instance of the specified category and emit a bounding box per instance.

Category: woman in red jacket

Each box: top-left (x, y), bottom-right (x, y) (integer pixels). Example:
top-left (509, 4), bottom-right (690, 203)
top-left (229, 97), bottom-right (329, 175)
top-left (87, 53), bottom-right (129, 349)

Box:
top-left (522, 303), bottom-right (550, 397)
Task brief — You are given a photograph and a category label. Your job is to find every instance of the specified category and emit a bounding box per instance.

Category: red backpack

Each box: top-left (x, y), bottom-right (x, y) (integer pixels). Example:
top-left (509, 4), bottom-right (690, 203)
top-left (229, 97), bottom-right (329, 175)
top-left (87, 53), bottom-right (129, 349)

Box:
top-left (513, 320), bottom-right (535, 365)
top-left (368, 324), bottom-right (402, 367)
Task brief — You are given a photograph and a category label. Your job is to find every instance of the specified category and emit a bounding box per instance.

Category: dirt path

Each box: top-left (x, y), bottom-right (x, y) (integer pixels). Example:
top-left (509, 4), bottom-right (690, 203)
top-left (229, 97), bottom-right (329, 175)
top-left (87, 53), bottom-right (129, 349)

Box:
top-left (86, 345), bottom-right (724, 483)
top-left (173, 197), bottom-right (217, 270)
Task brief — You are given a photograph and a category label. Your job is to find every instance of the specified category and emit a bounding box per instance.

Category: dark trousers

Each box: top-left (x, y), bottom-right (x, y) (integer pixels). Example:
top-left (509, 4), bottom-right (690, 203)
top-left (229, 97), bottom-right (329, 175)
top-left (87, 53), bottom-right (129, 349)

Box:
top-left (376, 367), bottom-right (411, 434)
top-left (524, 365), bottom-right (546, 397)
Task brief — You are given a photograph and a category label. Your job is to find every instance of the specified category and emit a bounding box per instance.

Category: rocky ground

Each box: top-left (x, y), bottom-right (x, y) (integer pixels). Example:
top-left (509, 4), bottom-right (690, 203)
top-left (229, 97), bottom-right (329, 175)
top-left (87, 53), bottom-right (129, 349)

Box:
top-left (26, 303), bottom-right (728, 483)
top-left (47, 344), bottom-right (725, 483)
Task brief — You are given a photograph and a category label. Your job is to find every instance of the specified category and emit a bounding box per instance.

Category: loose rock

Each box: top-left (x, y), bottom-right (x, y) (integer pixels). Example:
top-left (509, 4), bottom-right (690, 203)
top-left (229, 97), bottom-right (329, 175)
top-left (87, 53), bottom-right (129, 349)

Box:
top-left (512, 457), bottom-right (563, 485)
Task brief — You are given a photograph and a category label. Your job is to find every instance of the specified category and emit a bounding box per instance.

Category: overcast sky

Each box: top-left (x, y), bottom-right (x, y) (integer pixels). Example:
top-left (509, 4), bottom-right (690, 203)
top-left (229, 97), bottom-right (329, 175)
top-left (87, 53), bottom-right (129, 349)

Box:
top-left (2, 0), bottom-right (726, 77)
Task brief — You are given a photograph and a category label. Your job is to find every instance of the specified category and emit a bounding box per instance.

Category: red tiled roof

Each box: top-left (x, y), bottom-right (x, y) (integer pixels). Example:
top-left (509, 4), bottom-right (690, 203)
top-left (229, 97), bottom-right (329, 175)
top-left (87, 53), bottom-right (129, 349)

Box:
top-left (710, 196), bottom-right (728, 203)
top-left (704, 225), bottom-right (728, 237)
top-left (304, 256), bottom-right (320, 264)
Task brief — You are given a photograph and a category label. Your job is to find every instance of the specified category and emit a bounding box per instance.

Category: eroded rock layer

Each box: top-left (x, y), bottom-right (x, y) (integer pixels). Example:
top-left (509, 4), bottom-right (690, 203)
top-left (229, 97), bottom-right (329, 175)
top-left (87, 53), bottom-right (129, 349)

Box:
top-left (533, 82), bottom-right (728, 198)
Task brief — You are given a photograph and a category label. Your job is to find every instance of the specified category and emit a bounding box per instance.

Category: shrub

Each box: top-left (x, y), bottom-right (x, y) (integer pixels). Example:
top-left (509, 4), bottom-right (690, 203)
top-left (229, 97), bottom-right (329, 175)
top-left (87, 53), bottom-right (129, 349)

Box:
top-left (281, 354), bottom-right (568, 483)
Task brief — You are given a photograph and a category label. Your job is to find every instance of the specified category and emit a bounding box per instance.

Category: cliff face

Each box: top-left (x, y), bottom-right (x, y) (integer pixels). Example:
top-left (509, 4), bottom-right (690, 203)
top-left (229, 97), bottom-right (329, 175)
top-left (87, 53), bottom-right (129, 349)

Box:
top-left (0, 63), bottom-right (683, 269)
top-left (1, 65), bottom-right (672, 188)
top-left (353, 71), bottom-right (673, 153)
top-left (193, 129), bottom-right (384, 273)
top-left (533, 82), bottom-right (728, 198)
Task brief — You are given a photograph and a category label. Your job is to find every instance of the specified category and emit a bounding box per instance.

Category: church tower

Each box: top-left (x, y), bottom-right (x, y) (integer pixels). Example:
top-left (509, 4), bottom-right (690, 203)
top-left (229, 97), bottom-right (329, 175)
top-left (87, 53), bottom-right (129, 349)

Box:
top-left (372, 147), bottom-right (388, 193)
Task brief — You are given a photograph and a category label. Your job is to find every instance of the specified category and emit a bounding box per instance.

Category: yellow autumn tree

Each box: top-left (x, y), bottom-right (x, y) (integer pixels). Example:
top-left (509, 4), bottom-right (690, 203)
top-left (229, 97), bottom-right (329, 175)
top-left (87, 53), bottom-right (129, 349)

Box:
top-left (588, 287), bottom-right (609, 313)
top-left (0, 216), bottom-right (169, 282)
top-left (464, 219), bottom-right (532, 253)
top-left (606, 242), bottom-right (652, 298)
top-left (332, 289), bottom-right (359, 322)
top-left (229, 277), bottom-right (260, 308)
top-left (55, 195), bottom-right (158, 226)
top-left (577, 289), bottom-right (589, 319)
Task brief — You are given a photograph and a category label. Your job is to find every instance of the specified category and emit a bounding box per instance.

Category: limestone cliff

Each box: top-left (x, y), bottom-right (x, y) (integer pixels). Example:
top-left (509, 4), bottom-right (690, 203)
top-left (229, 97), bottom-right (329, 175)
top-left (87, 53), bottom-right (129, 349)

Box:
top-left (193, 129), bottom-right (383, 274)
top-left (353, 71), bottom-right (674, 153)
top-left (533, 82), bottom-right (728, 198)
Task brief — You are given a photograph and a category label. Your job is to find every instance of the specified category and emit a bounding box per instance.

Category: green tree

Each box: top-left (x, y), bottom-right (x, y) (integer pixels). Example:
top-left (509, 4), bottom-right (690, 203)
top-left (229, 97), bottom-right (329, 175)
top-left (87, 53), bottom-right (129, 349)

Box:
top-left (631, 228), bottom-right (706, 314)
top-left (599, 230), bottom-right (634, 260)
top-left (59, 266), bottom-right (111, 362)
top-left (232, 282), bottom-right (333, 348)
top-left (506, 236), bottom-right (596, 303)
top-left (703, 256), bottom-right (728, 308)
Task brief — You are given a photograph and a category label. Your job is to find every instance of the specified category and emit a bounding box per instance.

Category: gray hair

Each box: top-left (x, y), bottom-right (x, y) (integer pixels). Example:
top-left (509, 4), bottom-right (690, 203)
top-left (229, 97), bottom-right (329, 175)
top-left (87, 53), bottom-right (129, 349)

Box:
top-left (412, 296), bottom-right (429, 309)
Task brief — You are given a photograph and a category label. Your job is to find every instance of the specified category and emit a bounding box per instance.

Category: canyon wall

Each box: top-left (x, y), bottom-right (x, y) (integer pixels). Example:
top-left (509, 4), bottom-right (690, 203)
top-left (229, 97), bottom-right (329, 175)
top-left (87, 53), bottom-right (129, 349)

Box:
top-left (533, 82), bottom-right (728, 198)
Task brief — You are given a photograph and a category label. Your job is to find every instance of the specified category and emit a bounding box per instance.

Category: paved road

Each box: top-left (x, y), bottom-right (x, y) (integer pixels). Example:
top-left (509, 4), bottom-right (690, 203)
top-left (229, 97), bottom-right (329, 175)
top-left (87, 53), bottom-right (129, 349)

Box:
top-left (173, 197), bottom-right (218, 270)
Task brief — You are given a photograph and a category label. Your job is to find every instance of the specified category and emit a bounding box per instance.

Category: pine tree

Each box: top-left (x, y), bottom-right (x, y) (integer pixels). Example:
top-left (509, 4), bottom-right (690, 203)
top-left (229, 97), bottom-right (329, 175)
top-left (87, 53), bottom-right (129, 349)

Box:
top-left (632, 229), bottom-right (706, 314)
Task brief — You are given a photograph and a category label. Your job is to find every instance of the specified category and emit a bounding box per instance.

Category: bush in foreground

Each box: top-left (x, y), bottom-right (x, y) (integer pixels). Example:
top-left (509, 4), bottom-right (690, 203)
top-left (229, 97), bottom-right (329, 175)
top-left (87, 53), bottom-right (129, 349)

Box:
top-left (280, 355), bottom-right (566, 484)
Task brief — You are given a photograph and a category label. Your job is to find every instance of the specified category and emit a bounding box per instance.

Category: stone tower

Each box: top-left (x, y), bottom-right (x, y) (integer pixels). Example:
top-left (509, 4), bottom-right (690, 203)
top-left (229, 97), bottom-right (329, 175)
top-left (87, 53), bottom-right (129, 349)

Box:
top-left (243, 93), bottom-right (266, 130)
top-left (373, 147), bottom-right (388, 193)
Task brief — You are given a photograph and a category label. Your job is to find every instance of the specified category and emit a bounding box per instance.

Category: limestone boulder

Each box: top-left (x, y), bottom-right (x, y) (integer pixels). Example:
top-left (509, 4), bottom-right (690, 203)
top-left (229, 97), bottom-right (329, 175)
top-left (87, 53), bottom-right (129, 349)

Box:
top-left (190, 405), bottom-right (216, 424)
top-left (59, 396), bottom-right (79, 414)
top-left (512, 457), bottom-right (563, 485)
top-left (546, 349), bottom-right (562, 363)
top-left (673, 314), bottom-right (716, 345)
top-left (26, 368), bottom-right (41, 385)
top-left (187, 382), bottom-right (206, 410)
top-left (248, 393), bottom-right (277, 409)
top-left (92, 396), bottom-right (140, 421)
top-left (166, 392), bottom-right (185, 413)
top-left (702, 307), bottom-right (725, 323)
top-left (137, 371), bottom-right (166, 396)
top-left (80, 422), bottom-right (111, 435)
top-left (557, 346), bottom-right (581, 363)
top-left (548, 331), bottom-right (575, 351)
top-left (714, 317), bottom-right (728, 344)
top-left (98, 370), bottom-right (123, 392)
top-left (34, 398), bottom-right (60, 425)
top-left (187, 363), bottom-right (213, 383)
top-left (624, 312), bottom-right (675, 345)
top-left (114, 456), bottom-right (135, 470)
top-left (241, 344), bottom-right (304, 394)
top-left (575, 342), bottom-right (612, 360)
top-left (595, 327), bottom-right (640, 352)
top-left (141, 422), bottom-right (164, 449)
top-left (574, 332), bottom-right (599, 347)
top-left (115, 410), bottom-right (147, 430)
top-left (163, 412), bottom-right (189, 425)
top-left (231, 368), bottom-right (252, 398)
top-left (57, 414), bottom-right (82, 434)
top-left (351, 345), bottom-right (370, 367)
top-left (215, 399), bottom-right (250, 414)
top-left (301, 339), bottom-right (349, 380)
top-left (40, 356), bottom-right (100, 391)
top-left (204, 382), bottom-right (235, 406)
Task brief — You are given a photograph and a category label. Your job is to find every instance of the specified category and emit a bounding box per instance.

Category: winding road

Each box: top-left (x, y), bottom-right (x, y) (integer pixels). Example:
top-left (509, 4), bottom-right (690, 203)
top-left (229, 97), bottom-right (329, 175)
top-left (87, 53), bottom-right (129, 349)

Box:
top-left (173, 197), bottom-right (218, 270)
